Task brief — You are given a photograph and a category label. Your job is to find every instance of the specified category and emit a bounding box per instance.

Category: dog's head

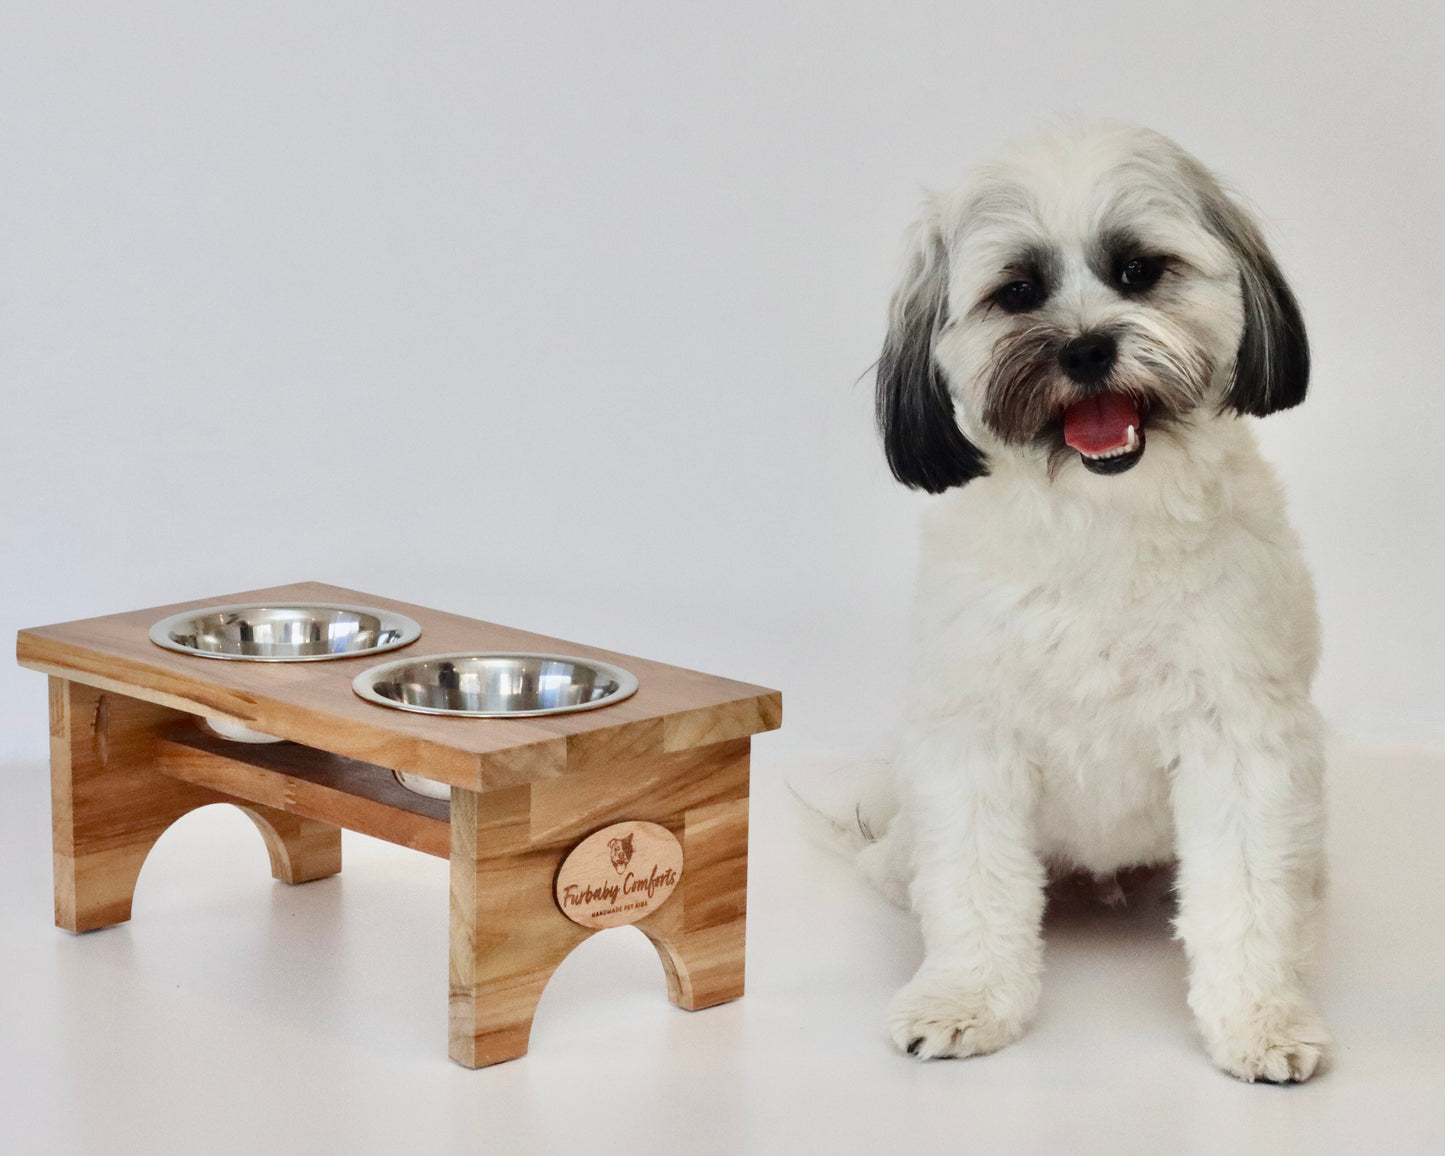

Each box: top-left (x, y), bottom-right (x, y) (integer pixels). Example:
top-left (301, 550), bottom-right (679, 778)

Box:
top-left (608, 833), bottom-right (634, 873)
top-left (877, 125), bottom-right (1308, 491)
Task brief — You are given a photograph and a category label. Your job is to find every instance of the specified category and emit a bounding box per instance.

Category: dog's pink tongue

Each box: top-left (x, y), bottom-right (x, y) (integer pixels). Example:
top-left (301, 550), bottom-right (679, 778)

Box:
top-left (1063, 394), bottom-right (1140, 455)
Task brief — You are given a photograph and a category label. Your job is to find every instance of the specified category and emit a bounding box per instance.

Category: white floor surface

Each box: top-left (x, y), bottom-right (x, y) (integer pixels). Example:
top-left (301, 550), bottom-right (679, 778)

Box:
top-left (1, 742), bottom-right (1442, 1155)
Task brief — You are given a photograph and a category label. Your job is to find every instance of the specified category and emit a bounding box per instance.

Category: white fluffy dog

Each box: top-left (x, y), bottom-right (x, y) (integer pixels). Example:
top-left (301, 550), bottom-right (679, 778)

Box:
top-left (861, 124), bottom-right (1329, 1083)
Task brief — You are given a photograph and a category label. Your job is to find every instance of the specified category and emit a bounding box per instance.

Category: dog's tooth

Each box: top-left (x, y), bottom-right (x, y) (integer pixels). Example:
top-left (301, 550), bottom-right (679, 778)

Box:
top-left (1082, 426), bottom-right (1141, 462)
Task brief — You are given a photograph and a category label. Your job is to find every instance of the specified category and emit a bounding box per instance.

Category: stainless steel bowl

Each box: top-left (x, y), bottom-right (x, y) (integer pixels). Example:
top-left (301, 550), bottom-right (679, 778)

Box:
top-left (352, 653), bottom-right (639, 718)
top-left (150, 603), bottom-right (421, 661)
top-left (392, 771), bottom-right (452, 800)
top-left (196, 717), bottom-right (285, 744)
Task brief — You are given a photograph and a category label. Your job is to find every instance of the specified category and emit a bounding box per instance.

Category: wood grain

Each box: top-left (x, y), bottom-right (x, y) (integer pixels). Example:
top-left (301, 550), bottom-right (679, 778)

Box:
top-left (639, 790), bottom-right (749, 1011)
top-left (21, 586), bottom-right (775, 1068)
top-left (153, 725), bottom-right (451, 859)
top-left (448, 784), bottom-right (592, 1068)
top-left (447, 744), bottom-right (750, 1066)
top-left (17, 581), bottom-right (781, 790)
top-left (48, 678), bottom-right (342, 932)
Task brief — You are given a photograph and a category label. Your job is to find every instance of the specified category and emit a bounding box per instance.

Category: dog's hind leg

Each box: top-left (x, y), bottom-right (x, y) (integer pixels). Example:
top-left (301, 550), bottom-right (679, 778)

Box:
top-left (856, 811), bottom-right (912, 908)
top-left (790, 760), bottom-right (910, 905)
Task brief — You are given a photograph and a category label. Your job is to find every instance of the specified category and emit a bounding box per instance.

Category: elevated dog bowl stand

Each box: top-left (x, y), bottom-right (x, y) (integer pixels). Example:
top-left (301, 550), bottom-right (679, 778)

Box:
top-left (15, 582), bottom-right (782, 1068)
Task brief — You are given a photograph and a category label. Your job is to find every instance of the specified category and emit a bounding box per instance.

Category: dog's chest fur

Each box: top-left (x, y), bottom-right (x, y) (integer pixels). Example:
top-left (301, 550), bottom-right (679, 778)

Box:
top-left (908, 421), bottom-right (1318, 873)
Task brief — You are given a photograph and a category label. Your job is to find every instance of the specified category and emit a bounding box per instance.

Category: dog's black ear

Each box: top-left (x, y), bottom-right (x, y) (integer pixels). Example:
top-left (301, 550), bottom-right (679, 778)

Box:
top-left (1198, 186), bottom-right (1310, 416)
top-left (876, 213), bottom-right (988, 492)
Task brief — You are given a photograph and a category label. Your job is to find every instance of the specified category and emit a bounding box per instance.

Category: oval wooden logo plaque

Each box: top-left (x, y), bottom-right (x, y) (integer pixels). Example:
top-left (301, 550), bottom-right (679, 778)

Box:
top-left (554, 821), bottom-right (683, 929)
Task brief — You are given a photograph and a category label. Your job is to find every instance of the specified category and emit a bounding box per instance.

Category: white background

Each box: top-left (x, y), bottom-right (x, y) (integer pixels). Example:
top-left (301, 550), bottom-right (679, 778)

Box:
top-left (2, 1), bottom-right (1442, 761)
top-left (3, 7), bottom-right (1443, 1154)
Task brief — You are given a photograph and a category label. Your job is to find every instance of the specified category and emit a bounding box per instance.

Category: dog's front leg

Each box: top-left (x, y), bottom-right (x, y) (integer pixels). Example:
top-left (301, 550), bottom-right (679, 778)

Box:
top-left (889, 720), bottom-right (1045, 1059)
top-left (1171, 714), bottom-right (1330, 1083)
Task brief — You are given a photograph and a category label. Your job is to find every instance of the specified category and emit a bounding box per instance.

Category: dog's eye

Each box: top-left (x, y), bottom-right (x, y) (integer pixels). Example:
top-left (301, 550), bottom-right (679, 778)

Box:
top-left (1116, 256), bottom-right (1164, 292)
top-left (995, 280), bottom-right (1046, 313)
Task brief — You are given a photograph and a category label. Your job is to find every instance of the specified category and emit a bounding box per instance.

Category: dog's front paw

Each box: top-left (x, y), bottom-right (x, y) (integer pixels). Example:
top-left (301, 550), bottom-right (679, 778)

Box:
top-left (888, 968), bottom-right (1035, 1060)
top-left (1203, 1003), bottom-right (1331, 1084)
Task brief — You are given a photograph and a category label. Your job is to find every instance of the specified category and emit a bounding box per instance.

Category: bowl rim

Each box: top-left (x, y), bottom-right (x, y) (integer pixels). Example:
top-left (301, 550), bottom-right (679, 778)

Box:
top-left (351, 651), bottom-right (640, 718)
top-left (148, 602), bottom-right (423, 662)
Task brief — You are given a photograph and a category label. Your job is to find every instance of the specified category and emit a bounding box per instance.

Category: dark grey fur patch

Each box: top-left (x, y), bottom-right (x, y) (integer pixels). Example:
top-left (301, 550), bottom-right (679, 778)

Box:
top-left (981, 324), bottom-right (1072, 444)
top-left (1086, 226), bottom-right (1143, 286)
top-left (1180, 157), bottom-right (1310, 415)
top-left (996, 243), bottom-right (1062, 295)
top-left (876, 220), bottom-right (989, 492)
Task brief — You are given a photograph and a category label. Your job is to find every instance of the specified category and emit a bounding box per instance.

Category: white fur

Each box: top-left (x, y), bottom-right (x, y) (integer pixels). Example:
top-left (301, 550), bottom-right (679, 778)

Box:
top-left (867, 125), bottom-right (1329, 1082)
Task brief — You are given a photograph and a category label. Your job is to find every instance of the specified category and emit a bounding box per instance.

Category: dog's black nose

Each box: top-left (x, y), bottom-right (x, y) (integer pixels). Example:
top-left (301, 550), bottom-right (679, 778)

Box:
top-left (1058, 332), bottom-right (1117, 384)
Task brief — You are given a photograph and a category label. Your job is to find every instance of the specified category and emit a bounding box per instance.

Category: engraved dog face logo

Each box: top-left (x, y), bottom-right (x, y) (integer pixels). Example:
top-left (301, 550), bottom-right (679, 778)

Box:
top-left (608, 833), bottom-right (634, 874)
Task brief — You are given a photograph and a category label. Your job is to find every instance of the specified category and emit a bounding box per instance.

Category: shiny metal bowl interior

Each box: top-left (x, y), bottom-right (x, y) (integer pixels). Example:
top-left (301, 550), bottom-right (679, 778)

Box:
top-left (353, 653), bottom-right (639, 718)
top-left (150, 603), bottom-right (421, 661)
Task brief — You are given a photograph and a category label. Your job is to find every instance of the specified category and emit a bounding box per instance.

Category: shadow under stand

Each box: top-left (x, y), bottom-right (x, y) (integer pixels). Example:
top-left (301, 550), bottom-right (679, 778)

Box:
top-left (16, 581), bottom-right (781, 1068)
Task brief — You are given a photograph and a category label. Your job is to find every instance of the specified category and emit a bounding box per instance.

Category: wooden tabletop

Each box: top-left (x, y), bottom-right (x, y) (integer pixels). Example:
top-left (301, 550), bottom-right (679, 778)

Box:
top-left (17, 582), bottom-right (782, 791)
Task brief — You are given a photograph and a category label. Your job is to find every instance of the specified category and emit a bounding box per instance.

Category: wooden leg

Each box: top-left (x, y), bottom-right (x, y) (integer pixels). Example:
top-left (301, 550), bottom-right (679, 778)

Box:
top-left (448, 784), bottom-right (590, 1068)
top-left (641, 791), bottom-right (749, 1011)
top-left (446, 742), bottom-right (750, 1068)
top-left (238, 806), bottom-right (344, 885)
top-left (48, 678), bottom-right (341, 932)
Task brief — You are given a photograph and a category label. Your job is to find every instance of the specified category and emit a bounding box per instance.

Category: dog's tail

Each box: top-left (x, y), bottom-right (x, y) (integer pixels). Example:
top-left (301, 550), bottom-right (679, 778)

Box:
top-left (787, 759), bottom-right (910, 907)
top-left (786, 759), bottom-right (897, 851)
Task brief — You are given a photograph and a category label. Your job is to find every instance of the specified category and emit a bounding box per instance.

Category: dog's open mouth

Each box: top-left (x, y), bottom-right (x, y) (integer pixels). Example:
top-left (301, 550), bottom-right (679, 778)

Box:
top-left (1062, 393), bottom-right (1146, 475)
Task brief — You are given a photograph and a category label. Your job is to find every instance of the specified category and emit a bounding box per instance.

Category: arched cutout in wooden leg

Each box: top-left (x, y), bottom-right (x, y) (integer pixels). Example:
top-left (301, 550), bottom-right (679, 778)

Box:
top-left (643, 920), bottom-right (746, 1010)
top-left (48, 678), bottom-right (342, 932)
top-left (640, 794), bottom-right (749, 1011)
top-left (445, 744), bottom-right (751, 1068)
top-left (50, 679), bottom-right (218, 932)
top-left (237, 805), bottom-right (342, 884)
top-left (447, 784), bottom-right (593, 1068)
top-left (54, 799), bottom-right (211, 932)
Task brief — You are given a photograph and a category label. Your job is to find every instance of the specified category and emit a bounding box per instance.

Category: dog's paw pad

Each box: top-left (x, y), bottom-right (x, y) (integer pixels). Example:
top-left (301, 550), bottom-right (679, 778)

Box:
top-left (1207, 1009), bottom-right (1331, 1084)
top-left (888, 973), bottom-right (1027, 1060)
